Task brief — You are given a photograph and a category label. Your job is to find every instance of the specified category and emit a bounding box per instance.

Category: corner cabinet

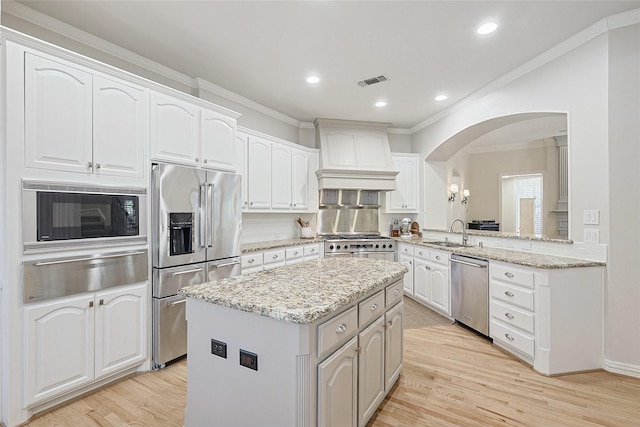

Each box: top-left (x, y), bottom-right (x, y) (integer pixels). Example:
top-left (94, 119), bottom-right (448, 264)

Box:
top-left (386, 153), bottom-right (419, 213)
top-left (24, 283), bottom-right (147, 407)
top-left (24, 51), bottom-right (146, 178)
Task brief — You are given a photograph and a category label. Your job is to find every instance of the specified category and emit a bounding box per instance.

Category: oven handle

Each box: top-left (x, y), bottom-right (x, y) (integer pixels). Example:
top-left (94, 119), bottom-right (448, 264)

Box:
top-left (450, 258), bottom-right (487, 268)
top-left (35, 251), bottom-right (146, 266)
top-left (168, 299), bottom-right (187, 307)
top-left (167, 267), bottom-right (204, 277)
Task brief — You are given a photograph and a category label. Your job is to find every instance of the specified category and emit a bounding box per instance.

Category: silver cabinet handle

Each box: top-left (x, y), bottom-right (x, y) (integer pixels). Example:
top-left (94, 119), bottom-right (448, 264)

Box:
top-left (394, 289), bottom-right (400, 296)
top-left (95, 162), bottom-right (101, 169)
top-left (87, 161), bottom-right (93, 170)
top-left (250, 201), bottom-right (254, 206)
top-left (418, 251), bottom-right (423, 256)
top-left (99, 298), bottom-right (104, 306)
top-left (247, 258), bottom-right (255, 264)
top-left (203, 159), bottom-right (207, 163)
top-left (210, 260), bottom-right (241, 269)
top-left (195, 157), bottom-right (199, 162)
top-left (168, 299), bottom-right (187, 307)
top-left (89, 301), bottom-right (94, 308)
top-left (505, 333), bottom-right (515, 341)
top-left (272, 254), bottom-right (279, 259)
top-left (35, 251), bottom-right (145, 266)
top-left (505, 272), bottom-right (514, 278)
top-left (309, 248), bottom-right (315, 253)
top-left (435, 255), bottom-right (441, 260)
top-left (504, 291), bottom-right (515, 297)
top-left (168, 267), bottom-right (203, 277)
top-left (505, 312), bottom-right (515, 320)
top-left (370, 304), bottom-right (379, 311)
top-left (336, 323), bottom-right (347, 334)
top-left (293, 251), bottom-right (299, 255)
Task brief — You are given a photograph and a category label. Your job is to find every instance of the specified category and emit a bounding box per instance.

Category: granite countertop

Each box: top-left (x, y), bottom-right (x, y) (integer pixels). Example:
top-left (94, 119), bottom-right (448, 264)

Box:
top-left (396, 235), bottom-right (605, 269)
top-left (242, 237), bottom-right (324, 253)
top-left (179, 258), bottom-right (408, 324)
top-left (422, 228), bottom-right (573, 244)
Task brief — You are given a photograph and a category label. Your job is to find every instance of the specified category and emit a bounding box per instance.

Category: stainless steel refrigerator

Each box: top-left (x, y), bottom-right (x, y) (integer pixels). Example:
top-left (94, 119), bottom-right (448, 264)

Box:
top-left (151, 163), bottom-right (242, 368)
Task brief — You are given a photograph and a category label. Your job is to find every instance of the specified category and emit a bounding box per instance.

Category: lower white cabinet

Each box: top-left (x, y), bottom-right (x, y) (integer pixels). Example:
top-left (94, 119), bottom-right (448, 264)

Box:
top-left (402, 244), bottom-right (451, 316)
top-left (358, 316), bottom-right (386, 426)
top-left (241, 243), bottom-right (323, 273)
top-left (399, 254), bottom-right (414, 295)
top-left (24, 283), bottom-right (147, 407)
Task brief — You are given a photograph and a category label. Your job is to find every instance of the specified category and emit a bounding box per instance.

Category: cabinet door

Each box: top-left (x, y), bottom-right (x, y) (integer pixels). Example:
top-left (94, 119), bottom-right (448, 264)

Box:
top-left (402, 156), bottom-right (419, 210)
top-left (271, 144), bottom-right (292, 210)
top-left (234, 132), bottom-right (249, 210)
top-left (399, 255), bottom-right (414, 295)
top-left (388, 157), bottom-right (406, 211)
top-left (318, 336), bottom-right (358, 427)
top-left (429, 264), bottom-right (450, 315)
top-left (200, 108), bottom-right (236, 171)
top-left (24, 294), bottom-right (95, 406)
top-left (291, 148), bottom-right (309, 210)
top-left (93, 75), bottom-right (145, 178)
top-left (413, 258), bottom-right (431, 305)
top-left (150, 91), bottom-right (199, 165)
top-left (247, 137), bottom-right (272, 209)
top-left (25, 52), bottom-right (93, 174)
top-left (385, 301), bottom-right (404, 391)
top-left (95, 284), bottom-right (147, 380)
top-left (358, 316), bottom-right (386, 427)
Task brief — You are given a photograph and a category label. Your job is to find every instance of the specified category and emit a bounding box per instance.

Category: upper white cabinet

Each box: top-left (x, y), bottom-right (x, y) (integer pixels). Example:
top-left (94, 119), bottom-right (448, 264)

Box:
top-left (387, 153), bottom-right (419, 212)
top-left (150, 91), bottom-right (239, 170)
top-left (150, 91), bottom-right (199, 166)
top-left (24, 52), bottom-right (145, 178)
top-left (271, 144), bottom-right (293, 210)
top-left (246, 136), bottom-right (272, 210)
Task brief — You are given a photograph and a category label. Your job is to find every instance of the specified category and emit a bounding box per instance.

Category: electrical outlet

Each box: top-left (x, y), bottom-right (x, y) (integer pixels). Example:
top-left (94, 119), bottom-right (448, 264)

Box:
top-left (583, 210), bottom-right (600, 225)
top-left (584, 229), bottom-right (600, 244)
top-left (239, 349), bottom-right (258, 371)
top-left (211, 339), bottom-right (227, 359)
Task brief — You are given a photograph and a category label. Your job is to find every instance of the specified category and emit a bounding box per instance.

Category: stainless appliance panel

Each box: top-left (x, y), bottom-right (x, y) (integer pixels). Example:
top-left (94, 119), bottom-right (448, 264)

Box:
top-left (153, 294), bottom-right (187, 368)
top-left (23, 250), bottom-right (148, 303)
top-left (205, 171), bottom-right (242, 261)
top-left (451, 254), bottom-right (489, 336)
top-left (152, 164), bottom-right (206, 268)
top-left (206, 256), bottom-right (241, 282)
top-left (152, 264), bottom-right (207, 299)
top-left (317, 207), bottom-right (379, 235)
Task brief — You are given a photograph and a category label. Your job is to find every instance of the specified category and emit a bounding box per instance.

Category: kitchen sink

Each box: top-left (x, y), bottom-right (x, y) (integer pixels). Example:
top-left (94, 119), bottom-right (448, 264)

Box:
top-left (422, 240), bottom-right (465, 248)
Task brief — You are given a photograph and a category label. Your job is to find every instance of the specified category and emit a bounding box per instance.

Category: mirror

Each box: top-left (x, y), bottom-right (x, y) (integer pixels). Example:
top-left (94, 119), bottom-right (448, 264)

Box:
top-left (445, 113), bottom-right (568, 240)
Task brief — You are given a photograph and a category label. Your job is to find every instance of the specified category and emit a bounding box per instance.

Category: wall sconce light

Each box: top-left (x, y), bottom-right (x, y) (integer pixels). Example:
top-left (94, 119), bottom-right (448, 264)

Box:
top-left (448, 184), bottom-right (459, 203)
top-left (461, 188), bottom-right (470, 204)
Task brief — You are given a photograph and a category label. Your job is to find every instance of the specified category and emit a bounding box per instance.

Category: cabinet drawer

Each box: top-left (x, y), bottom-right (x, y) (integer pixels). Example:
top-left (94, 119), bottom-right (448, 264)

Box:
top-left (385, 280), bottom-right (404, 307)
top-left (491, 320), bottom-right (534, 358)
top-left (241, 253), bottom-right (263, 270)
top-left (491, 281), bottom-right (534, 311)
top-left (263, 249), bottom-right (286, 265)
top-left (398, 244), bottom-right (414, 256)
top-left (318, 306), bottom-right (358, 358)
top-left (491, 300), bottom-right (534, 334)
top-left (491, 264), bottom-right (534, 288)
top-left (285, 246), bottom-right (304, 260)
top-left (304, 244), bottom-right (320, 257)
top-left (414, 247), bottom-right (429, 260)
top-left (429, 250), bottom-right (448, 266)
top-left (358, 291), bottom-right (385, 327)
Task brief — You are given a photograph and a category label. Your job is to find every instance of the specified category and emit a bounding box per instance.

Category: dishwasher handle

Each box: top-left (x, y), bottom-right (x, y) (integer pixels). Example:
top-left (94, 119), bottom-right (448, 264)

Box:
top-left (450, 257), bottom-right (488, 269)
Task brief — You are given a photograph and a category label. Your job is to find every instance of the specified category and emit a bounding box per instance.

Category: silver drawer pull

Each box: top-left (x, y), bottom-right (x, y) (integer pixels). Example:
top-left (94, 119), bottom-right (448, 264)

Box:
top-left (309, 248), bottom-right (315, 253)
top-left (505, 312), bottom-right (515, 320)
top-left (418, 251), bottom-right (423, 256)
top-left (211, 260), bottom-right (241, 269)
top-left (336, 323), bottom-right (347, 334)
top-left (505, 272), bottom-right (514, 278)
top-left (247, 258), bottom-right (255, 264)
top-left (272, 254), bottom-right (279, 259)
top-left (34, 251), bottom-right (145, 266)
top-left (168, 299), bottom-right (186, 307)
top-left (294, 251), bottom-right (299, 255)
top-left (504, 291), bottom-right (515, 297)
top-left (393, 289), bottom-right (400, 296)
top-left (370, 304), bottom-right (379, 311)
top-left (168, 267), bottom-right (203, 277)
top-left (505, 333), bottom-right (515, 341)
top-left (435, 255), bottom-right (441, 260)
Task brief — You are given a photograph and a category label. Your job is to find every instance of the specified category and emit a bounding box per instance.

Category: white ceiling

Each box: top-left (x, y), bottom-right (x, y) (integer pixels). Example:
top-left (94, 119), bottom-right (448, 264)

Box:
top-left (5, 1), bottom-right (640, 130)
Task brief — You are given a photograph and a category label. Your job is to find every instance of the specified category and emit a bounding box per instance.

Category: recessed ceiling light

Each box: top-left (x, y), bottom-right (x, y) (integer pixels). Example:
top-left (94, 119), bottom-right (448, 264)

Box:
top-left (477, 22), bottom-right (498, 35)
top-left (435, 95), bottom-right (448, 101)
top-left (306, 76), bottom-right (320, 84)
top-left (375, 101), bottom-right (387, 107)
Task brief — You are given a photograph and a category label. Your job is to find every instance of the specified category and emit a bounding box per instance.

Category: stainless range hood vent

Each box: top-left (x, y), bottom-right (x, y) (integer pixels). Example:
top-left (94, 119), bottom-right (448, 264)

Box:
top-left (357, 75), bottom-right (389, 87)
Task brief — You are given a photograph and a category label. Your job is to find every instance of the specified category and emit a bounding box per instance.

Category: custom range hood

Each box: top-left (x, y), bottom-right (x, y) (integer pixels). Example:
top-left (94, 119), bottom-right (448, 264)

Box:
top-left (314, 118), bottom-right (398, 191)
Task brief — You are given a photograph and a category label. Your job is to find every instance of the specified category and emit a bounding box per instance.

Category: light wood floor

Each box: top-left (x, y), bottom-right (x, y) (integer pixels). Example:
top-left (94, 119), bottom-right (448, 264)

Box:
top-left (23, 325), bottom-right (640, 427)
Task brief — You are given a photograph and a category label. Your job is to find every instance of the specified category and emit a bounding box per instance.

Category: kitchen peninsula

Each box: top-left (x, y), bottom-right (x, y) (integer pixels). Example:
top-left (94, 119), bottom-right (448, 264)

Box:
top-left (179, 257), bottom-right (408, 427)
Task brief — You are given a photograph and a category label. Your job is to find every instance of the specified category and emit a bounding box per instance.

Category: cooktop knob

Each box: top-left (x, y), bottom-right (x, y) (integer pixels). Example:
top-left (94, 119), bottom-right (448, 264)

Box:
top-left (382, 244), bottom-right (387, 248)
top-left (329, 245), bottom-right (334, 250)
top-left (388, 244), bottom-right (393, 249)
top-left (336, 245), bottom-right (341, 249)
top-left (375, 244), bottom-right (380, 248)
top-left (344, 245), bottom-right (349, 249)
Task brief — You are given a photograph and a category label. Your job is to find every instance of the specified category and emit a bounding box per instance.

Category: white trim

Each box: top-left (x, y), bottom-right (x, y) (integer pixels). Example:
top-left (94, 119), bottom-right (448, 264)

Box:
top-left (410, 10), bottom-right (640, 134)
top-left (604, 358), bottom-right (640, 379)
top-left (465, 138), bottom-right (556, 155)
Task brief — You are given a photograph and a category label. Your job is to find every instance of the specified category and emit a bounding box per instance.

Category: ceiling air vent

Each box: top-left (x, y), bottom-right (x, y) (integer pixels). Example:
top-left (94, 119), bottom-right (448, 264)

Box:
top-left (357, 75), bottom-right (389, 87)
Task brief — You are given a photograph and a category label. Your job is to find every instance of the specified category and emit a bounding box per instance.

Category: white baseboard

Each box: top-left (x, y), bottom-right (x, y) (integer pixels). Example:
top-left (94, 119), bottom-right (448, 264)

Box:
top-left (604, 358), bottom-right (640, 378)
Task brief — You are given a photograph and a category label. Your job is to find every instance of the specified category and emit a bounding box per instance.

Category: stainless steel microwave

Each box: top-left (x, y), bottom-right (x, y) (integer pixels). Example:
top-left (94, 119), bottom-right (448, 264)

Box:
top-left (22, 180), bottom-right (147, 251)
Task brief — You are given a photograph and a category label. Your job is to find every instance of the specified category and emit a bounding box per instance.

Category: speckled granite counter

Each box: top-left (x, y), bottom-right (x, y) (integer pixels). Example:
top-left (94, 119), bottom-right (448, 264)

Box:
top-left (396, 235), bottom-right (605, 269)
top-left (179, 257), bottom-right (408, 324)
top-left (422, 228), bottom-right (573, 244)
top-left (242, 237), bottom-right (324, 253)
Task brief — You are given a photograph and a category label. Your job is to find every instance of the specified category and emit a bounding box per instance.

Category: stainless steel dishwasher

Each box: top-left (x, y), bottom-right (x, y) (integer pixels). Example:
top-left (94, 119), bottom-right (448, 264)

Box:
top-left (450, 254), bottom-right (490, 336)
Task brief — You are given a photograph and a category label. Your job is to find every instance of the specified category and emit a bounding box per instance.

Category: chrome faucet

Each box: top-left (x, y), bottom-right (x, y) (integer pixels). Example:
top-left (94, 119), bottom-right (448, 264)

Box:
top-left (448, 219), bottom-right (468, 246)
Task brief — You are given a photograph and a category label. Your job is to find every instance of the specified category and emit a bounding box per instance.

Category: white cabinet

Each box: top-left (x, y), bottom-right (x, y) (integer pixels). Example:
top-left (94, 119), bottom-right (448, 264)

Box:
top-left (385, 300), bottom-right (404, 390)
top-left (263, 248), bottom-right (286, 270)
top-left (246, 136), bottom-right (272, 210)
top-left (234, 131), bottom-right (249, 209)
top-left (271, 144), bottom-right (293, 210)
top-left (386, 154), bottom-right (419, 212)
top-left (150, 91), bottom-right (238, 170)
top-left (24, 52), bottom-right (145, 178)
top-left (241, 252), bottom-right (263, 274)
top-left (241, 243), bottom-right (323, 274)
top-left (24, 283), bottom-right (147, 406)
top-left (399, 254), bottom-right (414, 295)
top-left (200, 108), bottom-right (236, 171)
top-left (291, 147), bottom-right (310, 210)
top-left (358, 316), bottom-right (386, 426)
top-left (317, 336), bottom-right (358, 427)
top-left (404, 244), bottom-right (451, 316)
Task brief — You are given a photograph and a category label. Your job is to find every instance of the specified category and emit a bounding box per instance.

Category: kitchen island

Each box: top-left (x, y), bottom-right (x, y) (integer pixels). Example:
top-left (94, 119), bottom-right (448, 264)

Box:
top-left (179, 257), bottom-right (408, 427)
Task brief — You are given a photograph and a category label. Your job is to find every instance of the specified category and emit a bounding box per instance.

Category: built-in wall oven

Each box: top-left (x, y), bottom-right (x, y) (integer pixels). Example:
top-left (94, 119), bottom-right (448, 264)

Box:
top-left (22, 180), bottom-right (147, 251)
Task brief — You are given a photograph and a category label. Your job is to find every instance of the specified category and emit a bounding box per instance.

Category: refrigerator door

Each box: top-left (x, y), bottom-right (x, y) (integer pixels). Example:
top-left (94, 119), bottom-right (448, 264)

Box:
top-left (205, 256), bottom-right (241, 282)
top-left (205, 171), bottom-right (242, 261)
top-left (152, 164), bottom-right (207, 268)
